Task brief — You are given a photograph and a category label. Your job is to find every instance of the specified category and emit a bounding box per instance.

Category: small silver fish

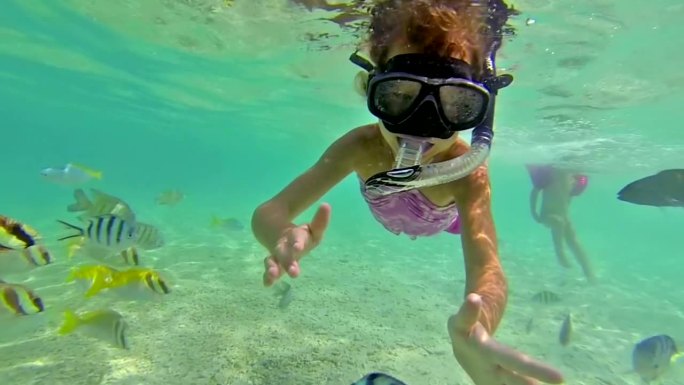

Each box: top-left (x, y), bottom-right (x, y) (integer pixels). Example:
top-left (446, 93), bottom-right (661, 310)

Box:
top-left (352, 372), bottom-right (408, 385)
top-left (41, 163), bottom-right (102, 185)
top-left (632, 334), bottom-right (682, 383)
top-left (274, 281), bottom-right (294, 309)
top-left (57, 215), bottom-right (137, 250)
top-left (559, 313), bottom-right (573, 346)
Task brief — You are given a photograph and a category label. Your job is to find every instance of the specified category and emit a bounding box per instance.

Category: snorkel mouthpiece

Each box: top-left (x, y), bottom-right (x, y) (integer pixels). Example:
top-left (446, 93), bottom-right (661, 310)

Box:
top-left (394, 138), bottom-right (426, 169)
top-left (364, 126), bottom-right (493, 196)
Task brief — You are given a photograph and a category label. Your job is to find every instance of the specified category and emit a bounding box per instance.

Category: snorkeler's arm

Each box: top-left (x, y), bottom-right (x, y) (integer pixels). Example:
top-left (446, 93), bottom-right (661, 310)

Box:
top-left (529, 188), bottom-right (541, 222)
top-left (251, 126), bottom-right (365, 252)
top-left (454, 167), bottom-right (507, 335)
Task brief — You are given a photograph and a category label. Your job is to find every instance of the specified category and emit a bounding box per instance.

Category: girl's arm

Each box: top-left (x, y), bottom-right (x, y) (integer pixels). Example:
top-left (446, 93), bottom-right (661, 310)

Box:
top-left (453, 166), bottom-right (507, 334)
top-left (251, 127), bottom-right (365, 252)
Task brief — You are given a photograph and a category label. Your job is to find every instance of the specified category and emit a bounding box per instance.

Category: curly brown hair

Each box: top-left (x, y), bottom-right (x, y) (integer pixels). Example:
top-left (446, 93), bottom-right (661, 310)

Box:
top-left (365, 0), bottom-right (492, 74)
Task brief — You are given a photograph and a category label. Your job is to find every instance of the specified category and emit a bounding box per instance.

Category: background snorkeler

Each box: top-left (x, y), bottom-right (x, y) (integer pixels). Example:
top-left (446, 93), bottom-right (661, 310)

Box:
top-left (526, 163), bottom-right (596, 283)
top-left (252, 1), bottom-right (564, 384)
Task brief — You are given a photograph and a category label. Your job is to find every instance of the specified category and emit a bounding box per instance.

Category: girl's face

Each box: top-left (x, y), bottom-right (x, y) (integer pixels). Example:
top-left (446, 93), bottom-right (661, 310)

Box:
top-left (375, 41), bottom-right (460, 162)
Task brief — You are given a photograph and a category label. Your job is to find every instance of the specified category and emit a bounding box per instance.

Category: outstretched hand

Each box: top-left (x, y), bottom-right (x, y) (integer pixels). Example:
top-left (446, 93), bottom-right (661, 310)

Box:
top-left (448, 293), bottom-right (565, 385)
top-left (262, 203), bottom-right (331, 287)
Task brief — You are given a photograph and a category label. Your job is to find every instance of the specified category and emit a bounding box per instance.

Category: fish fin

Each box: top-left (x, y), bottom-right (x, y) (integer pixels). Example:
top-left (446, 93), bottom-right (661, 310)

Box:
top-left (58, 309), bottom-right (80, 335)
top-left (672, 352), bottom-right (684, 363)
top-left (68, 189), bottom-right (92, 212)
top-left (84, 275), bottom-right (107, 298)
top-left (56, 220), bottom-right (84, 241)
top-left (69, 163), bottom-right (103, 179)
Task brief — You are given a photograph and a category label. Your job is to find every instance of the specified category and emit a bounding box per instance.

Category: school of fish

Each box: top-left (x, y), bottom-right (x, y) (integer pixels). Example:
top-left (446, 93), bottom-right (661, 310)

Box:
top-left (1, 187), bottom-right (171, 350)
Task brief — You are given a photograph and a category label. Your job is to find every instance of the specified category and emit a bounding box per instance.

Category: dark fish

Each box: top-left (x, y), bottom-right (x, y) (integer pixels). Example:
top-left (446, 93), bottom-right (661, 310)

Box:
top-left (559, 313), bottom-right (573, 346)
top-left (531, 290), bottom-right (561, 304)
top-left (617, 169), bottom-right (684, 207)
top-left (525, 317), bottom-right (534, 334)
top-left (632, 334), bottom-right (681, 383)
top-left (352, 372), bottom-right (408, 385)
top-left (57, 215), bottom-right (137, 250)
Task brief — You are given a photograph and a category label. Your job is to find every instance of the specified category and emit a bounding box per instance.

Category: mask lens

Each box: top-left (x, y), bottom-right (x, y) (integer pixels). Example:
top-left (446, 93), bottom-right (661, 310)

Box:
top-left (439, 85), bottom-right (486, 125)
top-left (373, 79), bottom-right (422, 118)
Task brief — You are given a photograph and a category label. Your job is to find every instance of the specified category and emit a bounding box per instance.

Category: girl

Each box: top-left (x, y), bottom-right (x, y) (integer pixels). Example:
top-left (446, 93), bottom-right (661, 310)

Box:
top-left (527, 163), bottom-right (596, 283)
top-left (252, 1), bottom-right (564, 383)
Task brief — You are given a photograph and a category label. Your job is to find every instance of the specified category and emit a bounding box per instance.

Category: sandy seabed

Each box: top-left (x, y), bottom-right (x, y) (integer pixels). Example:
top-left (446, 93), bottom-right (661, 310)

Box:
top-left (1, 220), bottom-right (683, 385)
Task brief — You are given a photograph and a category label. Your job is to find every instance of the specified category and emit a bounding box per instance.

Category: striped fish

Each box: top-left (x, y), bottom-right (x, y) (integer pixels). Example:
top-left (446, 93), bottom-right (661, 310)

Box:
top-left (352, 372), bottom-right (408, 385)
top-left (58, 308), bottom-right (129, 349)
top-left (0, 280), bottom-right (44, 316)
top-left (109, 267), bottom-right (171, 298)
top-left (134, 222), bottom-right (164, 250)
top-left (57, 215), bottom-right (137, 249)
top-left (632, 334), bottom-right (682, 383)
top-left (0, 215), bottom-right (52, 272)
top-left (531, 290), bottom-right (561, 304)
top-left (67, 188), bottom-right (136, 223)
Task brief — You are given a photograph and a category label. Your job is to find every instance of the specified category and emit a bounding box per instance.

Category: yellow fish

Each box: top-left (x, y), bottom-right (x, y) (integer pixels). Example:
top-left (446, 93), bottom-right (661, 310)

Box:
top-left (58, 308), bottom-right (128, 349)
top-left (0, 279), bottom-right (44, 316)
top-left (66, 264), bottom-right (119, 298)
top-left (1, 215), bottom-right (41, 250)
top-left (68, 265), bottom-right (170, 299)
top-left (156, 189), bottom-right (184, 206)
top-left (41, 163), bottom-right (102, 184)
top-left (106, 267), bottom-right (171, 300)
top-left (0, 215), bottom-right (52, 273)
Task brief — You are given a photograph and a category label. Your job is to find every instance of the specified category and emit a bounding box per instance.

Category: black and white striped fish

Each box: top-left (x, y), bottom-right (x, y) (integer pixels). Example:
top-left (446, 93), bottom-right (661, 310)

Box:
top-left (133, 222), bottom-right (164, 250)
top-left (632, 334), bottom-right (682, 382)
top-left (57, 215), bottom-right (137, 249)
top-left (352, 372), bottom-right (408, 385)
top-left (531, 290), bottom-right (561, 304)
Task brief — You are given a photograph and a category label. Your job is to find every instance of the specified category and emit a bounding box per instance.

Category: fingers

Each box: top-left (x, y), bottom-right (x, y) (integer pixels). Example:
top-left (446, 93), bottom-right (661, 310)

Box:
top-left (482, 340), bottom-right (564, 384)
top-left (501, 371), bottom-right (538, 385)
top-left (451, 293), bottom-right (483, 333)
top-left (308, 203), bottom-right (331, 242)
top-left (262, 256), bottom-right (282, 287)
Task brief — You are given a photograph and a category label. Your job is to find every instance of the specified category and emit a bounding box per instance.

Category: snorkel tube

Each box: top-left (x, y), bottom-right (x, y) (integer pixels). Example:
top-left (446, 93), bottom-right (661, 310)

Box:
top-left (364, 42), bottom-right (513, 196)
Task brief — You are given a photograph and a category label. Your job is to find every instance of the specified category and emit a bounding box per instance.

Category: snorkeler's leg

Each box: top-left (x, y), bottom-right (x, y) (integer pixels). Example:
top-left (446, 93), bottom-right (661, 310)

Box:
top-left (549, 220), bottom-right (571, 268)
top-left (564, 221), bottom-right (597, 283)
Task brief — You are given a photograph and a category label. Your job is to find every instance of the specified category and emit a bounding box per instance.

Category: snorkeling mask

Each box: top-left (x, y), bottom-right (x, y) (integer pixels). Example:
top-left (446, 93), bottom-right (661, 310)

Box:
top-left (350, 51), bottom-right (513, 196)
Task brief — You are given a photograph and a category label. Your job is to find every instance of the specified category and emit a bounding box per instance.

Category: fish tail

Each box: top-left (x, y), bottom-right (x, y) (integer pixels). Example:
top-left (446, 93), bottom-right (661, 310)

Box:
top-left (56, 220), bottom-right (83, 241)
top-left (58, 309), bottom-right (80, 335)
top-left (67, 189), bottom-right (92, 212)
top-left (70, 163), bottom-right (102, 179)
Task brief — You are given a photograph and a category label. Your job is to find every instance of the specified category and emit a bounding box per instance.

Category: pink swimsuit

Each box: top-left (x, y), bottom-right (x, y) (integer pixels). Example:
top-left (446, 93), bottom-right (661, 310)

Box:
top-left (359, 179), bottom-right (461, 239)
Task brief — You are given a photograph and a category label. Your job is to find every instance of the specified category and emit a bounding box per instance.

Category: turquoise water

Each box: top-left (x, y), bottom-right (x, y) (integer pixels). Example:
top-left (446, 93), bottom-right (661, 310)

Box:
top-left (1, 1), bottom-right (683, 384)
